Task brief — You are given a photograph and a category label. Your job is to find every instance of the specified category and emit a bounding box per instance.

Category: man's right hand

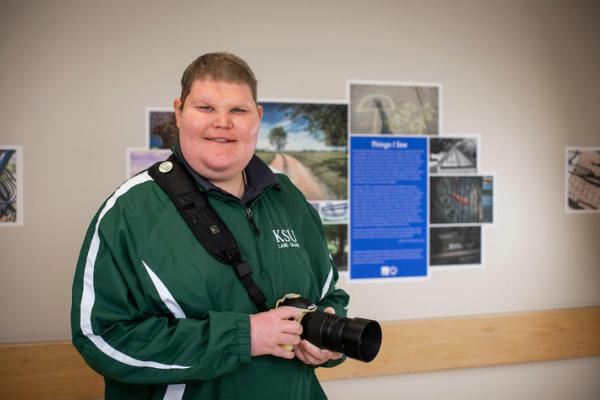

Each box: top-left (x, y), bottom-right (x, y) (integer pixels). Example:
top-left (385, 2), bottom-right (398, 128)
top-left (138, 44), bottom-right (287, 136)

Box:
top-left (249, 306), bottom-right (303, 359)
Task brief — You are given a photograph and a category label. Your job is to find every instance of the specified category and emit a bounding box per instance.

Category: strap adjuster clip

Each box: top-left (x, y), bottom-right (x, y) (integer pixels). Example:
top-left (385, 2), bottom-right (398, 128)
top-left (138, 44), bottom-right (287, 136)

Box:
top-left (234, 261), bottom-right (251, 279)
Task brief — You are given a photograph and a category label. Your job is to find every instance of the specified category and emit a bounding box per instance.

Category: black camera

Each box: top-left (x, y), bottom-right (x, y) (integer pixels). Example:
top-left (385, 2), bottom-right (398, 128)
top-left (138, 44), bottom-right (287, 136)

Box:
top-left (276, 294), bottom-right (382, 363)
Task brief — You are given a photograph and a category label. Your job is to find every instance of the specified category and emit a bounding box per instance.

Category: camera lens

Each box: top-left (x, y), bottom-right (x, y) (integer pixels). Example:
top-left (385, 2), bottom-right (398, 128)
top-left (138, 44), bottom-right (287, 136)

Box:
top-left (300, 312), bottom-right (382, 363)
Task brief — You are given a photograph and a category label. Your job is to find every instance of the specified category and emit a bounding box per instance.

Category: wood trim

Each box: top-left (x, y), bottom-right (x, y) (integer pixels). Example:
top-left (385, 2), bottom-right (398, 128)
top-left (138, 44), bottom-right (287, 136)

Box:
top-left (1, 307), bottom-right (599, 399)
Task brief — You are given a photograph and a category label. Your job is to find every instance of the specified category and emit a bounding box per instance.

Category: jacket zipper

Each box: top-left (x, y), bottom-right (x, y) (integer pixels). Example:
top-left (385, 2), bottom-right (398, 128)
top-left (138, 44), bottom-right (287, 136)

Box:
top-left (246, 207), bottom-right (261, 236)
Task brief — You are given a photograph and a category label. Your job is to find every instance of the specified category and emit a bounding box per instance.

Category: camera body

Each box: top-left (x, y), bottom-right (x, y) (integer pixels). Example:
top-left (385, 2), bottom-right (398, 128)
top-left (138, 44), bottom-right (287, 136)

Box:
top-left (276, 294), bottom-right (382, 363)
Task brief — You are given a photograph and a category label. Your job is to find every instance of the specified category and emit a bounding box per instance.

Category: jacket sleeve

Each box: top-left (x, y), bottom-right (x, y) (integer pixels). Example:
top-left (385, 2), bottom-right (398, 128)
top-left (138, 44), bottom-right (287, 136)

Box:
top-left (71, 191), bottom-right (252, 385)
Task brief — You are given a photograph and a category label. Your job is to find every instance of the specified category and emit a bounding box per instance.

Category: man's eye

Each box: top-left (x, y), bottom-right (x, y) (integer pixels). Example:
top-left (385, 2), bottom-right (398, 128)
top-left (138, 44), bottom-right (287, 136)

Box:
top-left (232, 108), bottom-right (247, 113)
top-left (196, 106), bottom-right (213, 111)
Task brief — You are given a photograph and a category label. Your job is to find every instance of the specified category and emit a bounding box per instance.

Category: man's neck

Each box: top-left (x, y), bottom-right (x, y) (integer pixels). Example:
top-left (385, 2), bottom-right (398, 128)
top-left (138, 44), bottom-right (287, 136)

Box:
top-left (209, 172), bottom-right (245, 199)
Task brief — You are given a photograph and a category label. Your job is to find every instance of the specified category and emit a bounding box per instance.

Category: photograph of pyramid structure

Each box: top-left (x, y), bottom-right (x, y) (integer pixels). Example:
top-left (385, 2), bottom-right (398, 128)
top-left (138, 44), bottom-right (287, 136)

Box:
top-left (430, 137), bottom-right (477, 174)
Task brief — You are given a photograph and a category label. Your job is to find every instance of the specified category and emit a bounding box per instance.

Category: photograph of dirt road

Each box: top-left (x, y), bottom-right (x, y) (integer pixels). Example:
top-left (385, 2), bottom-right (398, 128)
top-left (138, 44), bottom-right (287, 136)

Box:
top-left (256, 101), bottom-right (348, 202)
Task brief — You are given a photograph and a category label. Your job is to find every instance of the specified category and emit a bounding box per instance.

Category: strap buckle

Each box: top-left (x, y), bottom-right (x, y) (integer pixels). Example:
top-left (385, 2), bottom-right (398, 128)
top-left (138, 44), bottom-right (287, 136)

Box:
top-left (224, 248), bottom-right (241, 263)
top-left (233, 261), bottom-right (252, 279)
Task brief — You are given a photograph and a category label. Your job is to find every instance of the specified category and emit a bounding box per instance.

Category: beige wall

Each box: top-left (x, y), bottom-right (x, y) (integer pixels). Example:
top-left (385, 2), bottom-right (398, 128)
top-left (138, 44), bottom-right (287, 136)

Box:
top-left (1, 0), bottom-right (599, 398)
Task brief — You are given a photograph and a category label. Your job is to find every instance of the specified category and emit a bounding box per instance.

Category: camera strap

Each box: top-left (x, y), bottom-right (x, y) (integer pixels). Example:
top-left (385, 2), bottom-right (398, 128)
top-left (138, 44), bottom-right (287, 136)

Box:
top-left (148, 154), bottom-right (268, 312)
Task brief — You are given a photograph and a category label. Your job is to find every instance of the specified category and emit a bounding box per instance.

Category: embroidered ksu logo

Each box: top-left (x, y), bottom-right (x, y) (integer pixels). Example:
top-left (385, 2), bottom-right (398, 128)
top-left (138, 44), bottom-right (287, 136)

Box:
top-left (272, 229), bottom-right (300, 249)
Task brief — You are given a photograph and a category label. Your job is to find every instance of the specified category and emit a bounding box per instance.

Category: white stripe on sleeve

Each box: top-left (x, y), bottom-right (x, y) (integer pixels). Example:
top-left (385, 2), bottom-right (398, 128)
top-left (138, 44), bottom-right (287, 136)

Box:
top-left (320, 267), bottom-right (334, 301)
top-left (143, 260), bottom-right (186, 319)
top-left (164, 384), bottom-right (186, 400)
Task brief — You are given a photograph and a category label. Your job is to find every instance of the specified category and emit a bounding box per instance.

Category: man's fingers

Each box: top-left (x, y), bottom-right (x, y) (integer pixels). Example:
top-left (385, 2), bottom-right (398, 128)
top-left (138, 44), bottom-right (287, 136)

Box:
top-left (297, 340), bottom-right (326, 361)
top-left (294, 346), bottom-right (320, 365)
top-left (281, 319), bottom-right (303, 335)
top-left (274, 306), bottom-right (303, 320)
top-left (272, 346), bottom-right (295, 359)
top-left (321, 349), bottom-right (343, 361)
top-left (280, 333), bottom-right (302, 347)
top-left (294, 347), bottom-right (309, 364)
top-left (298, 339), bottom-right (321, 355)
top-left (295, 343), bottom-right (326, 365)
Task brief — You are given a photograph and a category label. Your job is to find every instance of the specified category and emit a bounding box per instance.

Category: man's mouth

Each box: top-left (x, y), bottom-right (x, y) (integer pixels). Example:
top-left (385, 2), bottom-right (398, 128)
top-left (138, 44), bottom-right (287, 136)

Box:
top-left (206, 137), bottom-right (235, 143)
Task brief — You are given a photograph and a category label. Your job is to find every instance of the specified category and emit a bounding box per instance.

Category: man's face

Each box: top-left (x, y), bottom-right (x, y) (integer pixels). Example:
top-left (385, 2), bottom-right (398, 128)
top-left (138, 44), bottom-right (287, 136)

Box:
top-left (174, 79), bottom-right (263, 183)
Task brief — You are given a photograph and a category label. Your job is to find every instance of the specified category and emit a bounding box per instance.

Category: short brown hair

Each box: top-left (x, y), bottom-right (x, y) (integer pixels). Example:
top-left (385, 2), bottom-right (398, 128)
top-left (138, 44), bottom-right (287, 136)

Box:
top-left (178, 52), bottom-right (258, 109)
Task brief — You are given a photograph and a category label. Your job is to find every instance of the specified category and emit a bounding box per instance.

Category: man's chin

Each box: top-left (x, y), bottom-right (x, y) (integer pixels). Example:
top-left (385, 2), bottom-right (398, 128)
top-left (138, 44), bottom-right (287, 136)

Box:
top-left (197, 164), bottom-right (243, 182)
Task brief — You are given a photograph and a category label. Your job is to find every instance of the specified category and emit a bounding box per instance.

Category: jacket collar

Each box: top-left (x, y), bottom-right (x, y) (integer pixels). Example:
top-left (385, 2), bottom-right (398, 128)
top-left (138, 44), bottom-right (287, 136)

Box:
top-left (172, 143), bottom-right (280, 204)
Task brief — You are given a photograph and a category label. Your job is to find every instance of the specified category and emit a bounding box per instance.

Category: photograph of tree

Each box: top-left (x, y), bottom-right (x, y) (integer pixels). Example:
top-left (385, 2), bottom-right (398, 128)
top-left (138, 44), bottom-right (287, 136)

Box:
top-left (349, 82), bottom-right (439, 135)
top-left (148, 109), bottom-right (178, 149)
top-left (566, 148), bottom-right (600, 212)
top-left (256, 101), bottom-right (347, 201)
top-left (430, 175), bottom-right (494, 224)
top-left (324, 224), bottom-right (348, 272)
top-left (127, 148), bottom-right (172, 178)
top-left (430, 137), bottom-right (477, 174)
top-left (0, 147), bottom-right (21, 225)
top-left (430, 226), bottom-right (481, 266)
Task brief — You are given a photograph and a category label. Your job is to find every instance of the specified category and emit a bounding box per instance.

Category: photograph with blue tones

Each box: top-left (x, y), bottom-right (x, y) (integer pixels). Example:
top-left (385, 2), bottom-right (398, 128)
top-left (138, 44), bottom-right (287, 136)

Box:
top-left (430, 175), bottom-right (494, 224)
top-left (0, 146), bottom-right (22, 225)
top-left (147, 109), bottom-right (178, 149)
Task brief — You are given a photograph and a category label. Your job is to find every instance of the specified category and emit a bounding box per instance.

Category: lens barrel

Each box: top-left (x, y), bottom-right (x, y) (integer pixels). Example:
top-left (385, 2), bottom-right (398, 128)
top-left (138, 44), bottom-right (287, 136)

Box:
top-left (300, 311), bottom-right (382, 363)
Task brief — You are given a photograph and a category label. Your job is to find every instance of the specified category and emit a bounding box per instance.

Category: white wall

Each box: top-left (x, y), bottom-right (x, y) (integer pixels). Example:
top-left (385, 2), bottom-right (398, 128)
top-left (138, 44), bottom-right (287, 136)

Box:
top-left (1, 0), bottom-right (598, 398)
top-left (323, 356), bottom-right (600, 400)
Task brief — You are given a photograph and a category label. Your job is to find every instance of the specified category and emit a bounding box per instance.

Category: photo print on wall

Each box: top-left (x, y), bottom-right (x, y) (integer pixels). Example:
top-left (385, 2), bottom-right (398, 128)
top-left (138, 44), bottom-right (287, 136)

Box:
top-left (430, 175), bottom-right (494, 225)
top-left (0, 145), bottom-right (23, 226)
top-left (147, 107), bottom-right (178, 149)
top-left (257, 100), bottom-right (348, 202)
top-left (324, 224), bottom-right (348, 272)
top-left (349, 81), bottom-right (441, 135)
top-left (430, 136), bottom-right (478, 174)
top-left (566, 147), bottom-right (600, 213)
top-left (127, 148), bottom-right (172, 178)
top-left (429, 226), bottom-right (482, 267)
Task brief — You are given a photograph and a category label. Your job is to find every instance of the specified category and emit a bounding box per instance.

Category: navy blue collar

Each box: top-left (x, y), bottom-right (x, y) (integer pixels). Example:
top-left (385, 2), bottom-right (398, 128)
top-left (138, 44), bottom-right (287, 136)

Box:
top-left (173, 144), bottom-right (280, 204)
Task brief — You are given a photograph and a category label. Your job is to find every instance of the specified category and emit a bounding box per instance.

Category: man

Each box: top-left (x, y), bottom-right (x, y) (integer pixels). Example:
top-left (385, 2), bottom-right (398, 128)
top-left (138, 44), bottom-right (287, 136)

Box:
top-left (71, 52), bottom-right (349, 399)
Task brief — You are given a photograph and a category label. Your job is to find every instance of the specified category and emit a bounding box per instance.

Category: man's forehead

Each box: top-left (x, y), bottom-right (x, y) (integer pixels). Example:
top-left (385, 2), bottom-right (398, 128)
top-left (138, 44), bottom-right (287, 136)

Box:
top-left (189, 78), bottom-right (253, 98)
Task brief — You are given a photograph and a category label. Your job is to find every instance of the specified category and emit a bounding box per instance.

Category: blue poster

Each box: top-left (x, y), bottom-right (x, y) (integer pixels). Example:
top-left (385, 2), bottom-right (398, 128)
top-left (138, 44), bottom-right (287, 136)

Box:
top-left (349, 136), bottom-right (428, 280)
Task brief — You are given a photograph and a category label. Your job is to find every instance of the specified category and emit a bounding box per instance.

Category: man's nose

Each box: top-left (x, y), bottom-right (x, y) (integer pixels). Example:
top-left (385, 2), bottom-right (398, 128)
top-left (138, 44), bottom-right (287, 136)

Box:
top-left (212, 111), bottom-right (232, 129)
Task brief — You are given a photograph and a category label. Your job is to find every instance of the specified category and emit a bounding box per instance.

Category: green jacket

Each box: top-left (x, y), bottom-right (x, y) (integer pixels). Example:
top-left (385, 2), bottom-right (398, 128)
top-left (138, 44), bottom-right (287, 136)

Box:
top-left (71, 154), bottom-right (349, 400)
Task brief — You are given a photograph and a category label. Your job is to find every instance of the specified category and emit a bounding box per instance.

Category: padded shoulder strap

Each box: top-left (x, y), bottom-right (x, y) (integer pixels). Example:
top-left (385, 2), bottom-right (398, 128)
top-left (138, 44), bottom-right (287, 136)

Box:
top-left (148, 154), bottom-right (267, 312)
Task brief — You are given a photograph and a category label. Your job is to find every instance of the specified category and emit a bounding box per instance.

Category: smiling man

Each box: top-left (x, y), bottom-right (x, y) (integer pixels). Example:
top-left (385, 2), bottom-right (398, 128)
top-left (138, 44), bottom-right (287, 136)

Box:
top-left (71, 52), bottom-right (349, 399)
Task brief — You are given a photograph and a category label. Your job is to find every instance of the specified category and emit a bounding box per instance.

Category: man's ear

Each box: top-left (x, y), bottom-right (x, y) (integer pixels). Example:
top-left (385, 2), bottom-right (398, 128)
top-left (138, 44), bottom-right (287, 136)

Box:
top-left (173, 98), bottom-right (182, 128)
top-left (257, 104), bottom-right (263, 121)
